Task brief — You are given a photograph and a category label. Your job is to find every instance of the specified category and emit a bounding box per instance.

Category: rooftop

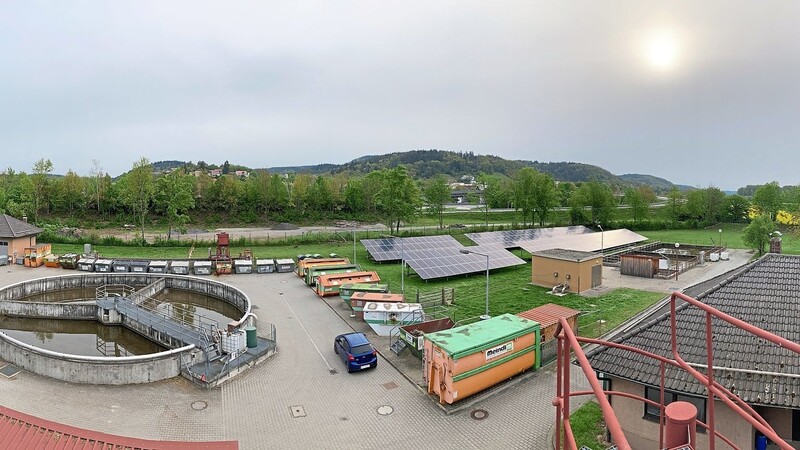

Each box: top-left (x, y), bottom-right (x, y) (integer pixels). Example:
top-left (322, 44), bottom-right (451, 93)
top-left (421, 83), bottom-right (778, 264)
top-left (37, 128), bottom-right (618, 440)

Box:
top-left (0, 214), bottom-right (43, 239)
top-left (532, 248), bottom-right (600, 262)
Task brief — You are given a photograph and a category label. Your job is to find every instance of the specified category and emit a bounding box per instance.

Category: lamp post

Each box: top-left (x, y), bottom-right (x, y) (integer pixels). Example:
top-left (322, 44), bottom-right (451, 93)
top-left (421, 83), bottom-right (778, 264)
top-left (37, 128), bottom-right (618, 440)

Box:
top-left (718, 228), bottom-right (722, 248)
top-left (460, 249), bottom-right (490, 319)
top-left (598, 224), bottom-right (604, 260)
top-left (674, 242), bottom-right (680, 281)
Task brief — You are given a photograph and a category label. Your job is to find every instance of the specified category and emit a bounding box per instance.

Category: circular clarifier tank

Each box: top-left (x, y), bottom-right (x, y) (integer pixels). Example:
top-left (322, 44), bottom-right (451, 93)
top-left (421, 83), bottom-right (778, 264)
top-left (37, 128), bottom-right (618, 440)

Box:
top-left (0, 273), bottom-right (252, 384)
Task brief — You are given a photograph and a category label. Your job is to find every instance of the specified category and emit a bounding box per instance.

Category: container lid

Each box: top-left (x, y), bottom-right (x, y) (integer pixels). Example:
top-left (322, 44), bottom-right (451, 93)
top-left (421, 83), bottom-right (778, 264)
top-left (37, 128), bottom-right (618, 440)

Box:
top-left (194, 261), bottom-right (212, 267)
top-left (256, 259), bottom-right (275, 264)
top-left (363, 302), bottom-right (421, 312)
top-left (426, 314), bottom-right (540, 359)
top-left (171, 261), bottom-right (189, 267)
top-left (276, 258), bottom-right (294, 264)
top-left (149, 260), bottom-right (168, 266)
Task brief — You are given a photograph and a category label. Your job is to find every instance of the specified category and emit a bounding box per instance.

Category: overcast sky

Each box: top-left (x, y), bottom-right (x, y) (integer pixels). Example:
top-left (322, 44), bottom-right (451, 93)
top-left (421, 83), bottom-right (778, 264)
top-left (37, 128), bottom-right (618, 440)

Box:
top-left (2, 1), bottom-right (799, 190)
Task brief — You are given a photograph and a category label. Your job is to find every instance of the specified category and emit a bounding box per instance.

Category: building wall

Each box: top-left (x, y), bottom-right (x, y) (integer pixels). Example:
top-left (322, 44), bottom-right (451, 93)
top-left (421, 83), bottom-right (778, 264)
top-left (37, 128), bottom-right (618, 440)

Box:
top-left (609, 377), bottom-right (754, 449)
top-left (758, 406), bottom-right (793, 441)
top-left (4, 236), bottom-right (37, 262)
top-left (530, 256), bottom-right (602, 293)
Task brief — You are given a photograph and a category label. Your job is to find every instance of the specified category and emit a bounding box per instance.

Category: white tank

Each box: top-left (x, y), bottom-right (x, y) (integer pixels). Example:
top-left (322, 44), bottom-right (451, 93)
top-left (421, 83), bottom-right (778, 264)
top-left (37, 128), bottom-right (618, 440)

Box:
top-left (710, 253), bottom-right (720, 262)
top-left (720, 251), bottom-right (729, 260)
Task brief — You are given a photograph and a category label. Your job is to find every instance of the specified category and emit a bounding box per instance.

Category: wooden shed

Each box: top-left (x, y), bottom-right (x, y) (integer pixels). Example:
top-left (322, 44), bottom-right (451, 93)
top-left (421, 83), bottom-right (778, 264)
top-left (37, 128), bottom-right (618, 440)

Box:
top-left (517, 303), bottom-right (580, 364)
top-left (620, 254), bottom-right (660, 278)
top-left (531, 248), bottom-right (602, 294)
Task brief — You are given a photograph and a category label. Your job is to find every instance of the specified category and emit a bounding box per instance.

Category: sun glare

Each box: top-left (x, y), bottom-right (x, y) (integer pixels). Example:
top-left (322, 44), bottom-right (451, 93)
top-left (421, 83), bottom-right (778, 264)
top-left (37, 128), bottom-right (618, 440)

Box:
top-left (643, 30), bottom-right (680, 71)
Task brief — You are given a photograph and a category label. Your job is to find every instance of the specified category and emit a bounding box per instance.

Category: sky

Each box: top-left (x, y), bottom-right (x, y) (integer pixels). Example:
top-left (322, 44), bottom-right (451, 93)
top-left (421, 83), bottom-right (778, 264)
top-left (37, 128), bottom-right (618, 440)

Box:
top-left (2, 1), bottom-right (799, 190)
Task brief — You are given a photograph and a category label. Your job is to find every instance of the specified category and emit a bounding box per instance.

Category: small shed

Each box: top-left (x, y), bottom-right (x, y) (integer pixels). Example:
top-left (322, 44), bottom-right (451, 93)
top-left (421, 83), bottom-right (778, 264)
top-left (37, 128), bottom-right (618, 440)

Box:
top-left (94, 259), bottom-right (114, 273)
top-left (531, 248), bottom-right (602, 294)
top-left (620, 254), bottom-right (660, 278)
top-left (77, 258), bottom-right (96, 272)
top-left (113, 260), bottom-right (131, 272)
top-left (256, 259), bottom-right (275, 273)
top-left (148, 260), bottom-right (169, 273)
top-left (234, 259), bottom-right (253, 274)
top-left (170, 260), bottom-right (190, 275)
top-left (517, 303), bottom-right (580, 364)
top-left (193, 260), bottom-right (212, 275)
top-left (275, 258), bottom-right (296, 273)
top-left (130, 261), bottom-right (148, 273)
top-left (0, 214), bottom-right (44, 265)
top-left (424, 314), bottom-right (540, 404)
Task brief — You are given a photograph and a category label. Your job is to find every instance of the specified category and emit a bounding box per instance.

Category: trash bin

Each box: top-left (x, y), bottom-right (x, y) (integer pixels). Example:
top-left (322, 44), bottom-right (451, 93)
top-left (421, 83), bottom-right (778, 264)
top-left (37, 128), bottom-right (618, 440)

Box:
top-left (755, 434), bottom-right (768, 450)
top-left (245, 326), bottom-right (257, 348)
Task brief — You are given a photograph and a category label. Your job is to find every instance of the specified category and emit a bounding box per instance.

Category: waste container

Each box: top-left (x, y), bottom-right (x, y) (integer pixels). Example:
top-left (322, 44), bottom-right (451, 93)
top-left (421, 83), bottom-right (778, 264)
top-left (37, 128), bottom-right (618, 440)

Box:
top-left (245, 326), bottom-right (257, 348)
top-left (755, 434), bottom-right (768, 450)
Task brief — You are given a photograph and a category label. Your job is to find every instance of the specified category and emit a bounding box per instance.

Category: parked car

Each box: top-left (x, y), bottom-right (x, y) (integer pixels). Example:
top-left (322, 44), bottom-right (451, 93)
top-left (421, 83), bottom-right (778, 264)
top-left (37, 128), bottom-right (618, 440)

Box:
top-left (333, 332), bottom-right (377, 373)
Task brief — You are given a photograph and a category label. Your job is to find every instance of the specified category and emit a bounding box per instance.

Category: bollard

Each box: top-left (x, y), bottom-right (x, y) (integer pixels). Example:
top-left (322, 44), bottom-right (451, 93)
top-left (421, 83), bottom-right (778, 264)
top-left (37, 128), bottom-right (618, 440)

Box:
top-left (664, 401), bottom-right (697, 449)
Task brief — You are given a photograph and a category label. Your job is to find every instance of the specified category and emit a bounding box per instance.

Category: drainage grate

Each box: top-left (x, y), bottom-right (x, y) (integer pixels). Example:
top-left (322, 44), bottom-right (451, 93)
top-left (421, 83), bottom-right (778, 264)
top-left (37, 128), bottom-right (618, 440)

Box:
top-left (470, 409), bottom-right (489, 420)
top-left (0, 364), bottom-right (20, 378)
top-left (381, 381), bottom-right (398, 390)
top-left (290, 405), bottom-right (306, 418)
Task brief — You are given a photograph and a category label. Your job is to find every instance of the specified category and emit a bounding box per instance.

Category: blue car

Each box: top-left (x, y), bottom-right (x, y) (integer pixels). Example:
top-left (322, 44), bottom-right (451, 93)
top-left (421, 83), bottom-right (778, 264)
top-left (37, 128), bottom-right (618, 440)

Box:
top-left (334, 332), bottom-right (377, 373)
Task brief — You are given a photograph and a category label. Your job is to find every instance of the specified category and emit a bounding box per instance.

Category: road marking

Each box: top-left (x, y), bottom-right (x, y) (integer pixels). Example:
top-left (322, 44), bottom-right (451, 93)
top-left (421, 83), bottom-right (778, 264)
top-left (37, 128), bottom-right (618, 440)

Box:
top-left (278, 292), bottom-right (336, 374)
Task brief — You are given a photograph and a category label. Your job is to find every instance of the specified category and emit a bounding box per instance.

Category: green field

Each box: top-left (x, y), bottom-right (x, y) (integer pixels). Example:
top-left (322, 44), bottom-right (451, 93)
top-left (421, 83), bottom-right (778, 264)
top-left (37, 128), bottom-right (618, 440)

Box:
top-left (563, 401), bottom-right (608, 450)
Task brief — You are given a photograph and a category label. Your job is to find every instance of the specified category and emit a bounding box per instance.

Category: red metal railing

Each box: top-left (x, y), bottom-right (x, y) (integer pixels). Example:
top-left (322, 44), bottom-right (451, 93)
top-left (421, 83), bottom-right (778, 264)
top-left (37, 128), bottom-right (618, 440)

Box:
top-left (553, 291), bottom-right (800, 450)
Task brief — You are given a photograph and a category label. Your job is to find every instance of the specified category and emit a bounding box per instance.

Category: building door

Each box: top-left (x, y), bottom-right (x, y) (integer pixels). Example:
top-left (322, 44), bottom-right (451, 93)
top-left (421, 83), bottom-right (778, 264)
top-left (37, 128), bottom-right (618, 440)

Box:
top-left (0, 241), bottom-right (7, 265)
top-left (591, 264), bottom-right (602, 288)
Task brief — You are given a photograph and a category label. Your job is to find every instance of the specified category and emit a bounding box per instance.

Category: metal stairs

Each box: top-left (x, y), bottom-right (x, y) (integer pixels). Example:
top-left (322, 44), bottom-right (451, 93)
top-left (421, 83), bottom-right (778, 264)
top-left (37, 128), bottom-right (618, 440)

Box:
top-left (390, 338), bottom-right (408, 355)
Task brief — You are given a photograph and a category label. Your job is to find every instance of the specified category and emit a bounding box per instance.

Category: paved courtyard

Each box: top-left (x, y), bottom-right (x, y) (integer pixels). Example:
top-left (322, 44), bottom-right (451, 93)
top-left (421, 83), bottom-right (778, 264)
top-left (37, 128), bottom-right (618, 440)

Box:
top-left (0, 250), bottom-right (752, 449)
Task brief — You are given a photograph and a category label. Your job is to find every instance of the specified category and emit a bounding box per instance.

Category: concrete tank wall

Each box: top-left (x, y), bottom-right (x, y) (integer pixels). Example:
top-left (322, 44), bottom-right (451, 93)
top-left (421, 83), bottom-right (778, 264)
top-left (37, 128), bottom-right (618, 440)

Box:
top-left (0, 301), bottom-right (98, 320)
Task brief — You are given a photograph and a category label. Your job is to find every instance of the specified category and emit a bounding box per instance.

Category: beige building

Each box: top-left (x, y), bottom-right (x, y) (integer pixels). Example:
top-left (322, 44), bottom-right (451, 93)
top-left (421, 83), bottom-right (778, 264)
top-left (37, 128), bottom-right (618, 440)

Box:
top-left (530, 248), bottom-right (602, 293)
top-left (0, 214), bottom-right (43, 264)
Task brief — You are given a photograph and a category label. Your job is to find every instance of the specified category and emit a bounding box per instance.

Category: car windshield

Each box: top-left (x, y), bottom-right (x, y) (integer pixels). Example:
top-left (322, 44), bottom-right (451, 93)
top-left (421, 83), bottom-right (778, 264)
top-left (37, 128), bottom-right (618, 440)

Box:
top-left (351, 344), bottom-right (373, 355)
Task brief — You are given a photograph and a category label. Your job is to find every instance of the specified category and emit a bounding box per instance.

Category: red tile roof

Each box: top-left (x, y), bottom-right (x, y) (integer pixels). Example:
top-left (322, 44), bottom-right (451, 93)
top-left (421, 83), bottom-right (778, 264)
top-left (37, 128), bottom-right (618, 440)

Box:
top-left (0, 405), bottom-right (238, 449)
top-left (517, 303), bottom-right (581, 328)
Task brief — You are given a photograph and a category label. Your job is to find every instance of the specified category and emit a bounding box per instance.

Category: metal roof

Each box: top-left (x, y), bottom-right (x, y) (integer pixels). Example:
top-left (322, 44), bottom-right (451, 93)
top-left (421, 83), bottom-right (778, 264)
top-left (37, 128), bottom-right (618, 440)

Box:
top-left (517, 303), bottom-right (581, 329)
top-left (0, 214), bottom-right (43, 239)
top-left (531, 248), bottom-right (601, 262)
top-left (586, 253), bottom-right (800, 408)
top-left (518, 229), bottom-right (647, 254)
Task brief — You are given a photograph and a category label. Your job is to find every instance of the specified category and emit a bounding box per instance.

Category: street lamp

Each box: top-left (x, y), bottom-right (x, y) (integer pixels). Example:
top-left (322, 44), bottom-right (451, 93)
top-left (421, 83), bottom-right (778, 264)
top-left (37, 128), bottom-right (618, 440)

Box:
top-left (353, 229), bottom-right (357, 265)
top-left (460, 249), bottom-right (490, 319)
top-left (674, 242), bottom-right (680, 281)
top-left (718, 228), bottom-right (722, 248)
top-left (598, 224), bottom-right (604, 260)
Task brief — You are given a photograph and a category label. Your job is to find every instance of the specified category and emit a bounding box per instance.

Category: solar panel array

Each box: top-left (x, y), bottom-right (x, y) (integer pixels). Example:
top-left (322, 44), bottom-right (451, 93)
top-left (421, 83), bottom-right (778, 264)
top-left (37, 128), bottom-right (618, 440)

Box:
top-left (518, 229), bottom-right (647, 254)
top-left (360, 235), bottom-right (461, 262)
top-left (404, 245), bottom-right (526, 280)
top-left (361, 236), bottom-right (526, 280)
top-left (466, 226), bottom-right (593, 248)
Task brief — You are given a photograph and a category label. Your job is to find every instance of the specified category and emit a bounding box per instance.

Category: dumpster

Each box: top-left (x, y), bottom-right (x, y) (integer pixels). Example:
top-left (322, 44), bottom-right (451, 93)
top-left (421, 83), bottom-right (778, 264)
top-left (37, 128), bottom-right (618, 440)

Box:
top-left (349, 292), bottom-right (404, 319)
top-left (424, 314), bottom-right (540, 404)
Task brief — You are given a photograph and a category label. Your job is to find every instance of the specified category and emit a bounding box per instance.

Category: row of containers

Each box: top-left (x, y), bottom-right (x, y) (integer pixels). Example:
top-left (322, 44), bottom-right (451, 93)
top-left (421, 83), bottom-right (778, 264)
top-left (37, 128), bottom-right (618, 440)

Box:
top-left (48, 253), bottom-right (298, 275)
top-left (295, 254), bottom-right (582, 405)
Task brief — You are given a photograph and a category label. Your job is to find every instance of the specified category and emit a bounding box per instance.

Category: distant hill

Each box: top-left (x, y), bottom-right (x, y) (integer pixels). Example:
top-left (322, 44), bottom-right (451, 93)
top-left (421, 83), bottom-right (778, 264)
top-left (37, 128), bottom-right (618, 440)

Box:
top-left (619, 174), bottom-right (675, 191)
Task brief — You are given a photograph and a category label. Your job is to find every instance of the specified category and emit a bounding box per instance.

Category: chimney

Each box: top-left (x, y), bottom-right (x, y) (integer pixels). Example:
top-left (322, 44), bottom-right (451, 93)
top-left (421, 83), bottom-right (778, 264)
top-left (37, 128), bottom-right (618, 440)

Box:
top-left (22, 216), bottom-right (28, 223)
top-left (770, 236), bottom-right (782, 254)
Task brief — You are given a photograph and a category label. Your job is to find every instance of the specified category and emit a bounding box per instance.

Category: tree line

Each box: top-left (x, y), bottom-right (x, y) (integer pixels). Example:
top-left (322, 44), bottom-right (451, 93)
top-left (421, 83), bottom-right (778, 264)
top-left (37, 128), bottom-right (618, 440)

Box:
top-left (0, 158), bottom-right (796, 251)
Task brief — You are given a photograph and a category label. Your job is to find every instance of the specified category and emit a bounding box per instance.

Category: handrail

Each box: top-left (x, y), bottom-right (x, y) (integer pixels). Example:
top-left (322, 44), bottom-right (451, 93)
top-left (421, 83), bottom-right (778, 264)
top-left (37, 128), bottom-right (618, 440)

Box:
top-left (553, 289), bottom-right (800, 450)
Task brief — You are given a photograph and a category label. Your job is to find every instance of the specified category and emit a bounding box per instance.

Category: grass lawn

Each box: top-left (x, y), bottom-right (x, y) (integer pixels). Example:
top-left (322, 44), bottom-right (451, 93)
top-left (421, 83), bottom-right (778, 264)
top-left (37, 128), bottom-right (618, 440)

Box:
top-left (640, 223), bottom-right (800, 255)
top-left (565, 400), bottom-right (609, 450)
top-left (51, 240), bottom-right (664, 338)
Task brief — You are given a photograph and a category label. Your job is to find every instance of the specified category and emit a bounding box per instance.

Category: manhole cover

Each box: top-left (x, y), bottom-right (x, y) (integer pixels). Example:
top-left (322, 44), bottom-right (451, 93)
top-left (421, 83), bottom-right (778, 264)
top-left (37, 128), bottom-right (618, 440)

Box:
top-left (382, 381), bottom-right (398, 390)
top-left (0, 365), bottom-right (20, 378)
top-left (329, 369), bottom-right (338, 375)
top-left (190, 400), bottom-right (208, 411)
top-left (471, 409), bottom-right (489, 420)
top-left (376, 405), bottom-right (394, 416)
top-left (290, 405), bottom-right (306, 418)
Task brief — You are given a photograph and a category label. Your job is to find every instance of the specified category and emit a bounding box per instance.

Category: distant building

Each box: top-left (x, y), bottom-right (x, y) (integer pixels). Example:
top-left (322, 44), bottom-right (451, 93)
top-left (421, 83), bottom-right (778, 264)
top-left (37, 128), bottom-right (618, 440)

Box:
top-left (209, 169), bottom-right (222, 178)
top-left (234, 170), bottom-right (250, 178)
top-left (0, 214), bottom-right (44, 264)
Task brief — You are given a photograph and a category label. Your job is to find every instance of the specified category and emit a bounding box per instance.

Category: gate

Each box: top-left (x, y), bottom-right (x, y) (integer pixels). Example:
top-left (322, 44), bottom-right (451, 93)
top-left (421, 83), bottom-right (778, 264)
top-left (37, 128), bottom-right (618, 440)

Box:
top-left (415, 287), bottom-right (454, 307)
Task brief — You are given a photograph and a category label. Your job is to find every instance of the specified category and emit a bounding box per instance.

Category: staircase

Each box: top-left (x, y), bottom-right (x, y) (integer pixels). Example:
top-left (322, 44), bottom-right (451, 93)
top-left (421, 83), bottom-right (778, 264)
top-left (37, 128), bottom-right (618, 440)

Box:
top-left (390, 338), bottom-right (408, 355)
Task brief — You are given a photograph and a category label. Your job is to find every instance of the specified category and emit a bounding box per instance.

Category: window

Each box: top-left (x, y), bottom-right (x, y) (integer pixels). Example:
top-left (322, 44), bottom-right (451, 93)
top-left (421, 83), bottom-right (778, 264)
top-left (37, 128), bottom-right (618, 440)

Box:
top-left (644, 386), bottom-right (706, 424)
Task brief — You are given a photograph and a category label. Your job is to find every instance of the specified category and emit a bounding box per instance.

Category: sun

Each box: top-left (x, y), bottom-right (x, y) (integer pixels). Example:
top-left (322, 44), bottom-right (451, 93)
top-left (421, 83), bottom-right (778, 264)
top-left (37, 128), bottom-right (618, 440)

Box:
top-left (643, 30), bottom-right (680, 71)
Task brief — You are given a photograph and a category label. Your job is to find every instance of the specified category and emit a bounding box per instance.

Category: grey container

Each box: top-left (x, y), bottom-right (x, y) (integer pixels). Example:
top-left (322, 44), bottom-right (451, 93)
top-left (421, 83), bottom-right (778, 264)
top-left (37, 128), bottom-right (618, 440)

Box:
top-left (256, 259), bottom-right (276, 273)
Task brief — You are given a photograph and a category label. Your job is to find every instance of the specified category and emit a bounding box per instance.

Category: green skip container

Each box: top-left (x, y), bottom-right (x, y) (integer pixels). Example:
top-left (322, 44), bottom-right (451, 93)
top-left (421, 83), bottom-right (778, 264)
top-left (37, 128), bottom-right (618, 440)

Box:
top-left (245, 326), bottom-right (257, 348)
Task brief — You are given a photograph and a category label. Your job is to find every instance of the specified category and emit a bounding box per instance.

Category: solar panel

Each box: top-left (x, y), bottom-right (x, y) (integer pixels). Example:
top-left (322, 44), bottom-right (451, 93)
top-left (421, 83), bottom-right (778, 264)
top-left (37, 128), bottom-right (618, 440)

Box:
top-left (404, 245), bottom-right (526, 280)
top-left (517, 229), bottom-right (647, 254)
top-left (361, 235), bottom-right (462, 262)
top-left (466, 226), bottom-right (593, 248)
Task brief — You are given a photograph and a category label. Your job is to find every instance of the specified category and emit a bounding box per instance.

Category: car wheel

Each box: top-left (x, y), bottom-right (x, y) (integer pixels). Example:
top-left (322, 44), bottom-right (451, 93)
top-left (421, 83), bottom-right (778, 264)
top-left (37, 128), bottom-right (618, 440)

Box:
top-left (334, 345), bottom-right (338, 354)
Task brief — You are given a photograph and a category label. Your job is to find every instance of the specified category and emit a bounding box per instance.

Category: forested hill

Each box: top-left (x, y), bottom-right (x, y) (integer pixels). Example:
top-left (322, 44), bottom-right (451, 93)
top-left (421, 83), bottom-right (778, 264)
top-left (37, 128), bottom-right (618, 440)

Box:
top-left (269, 150), bottom-right (636, 187)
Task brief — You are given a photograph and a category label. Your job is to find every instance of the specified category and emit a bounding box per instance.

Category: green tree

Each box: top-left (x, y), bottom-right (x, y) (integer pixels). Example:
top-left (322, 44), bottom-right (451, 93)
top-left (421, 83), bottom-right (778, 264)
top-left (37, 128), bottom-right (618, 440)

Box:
top-left (423, 175), bottom-right (451, 229)
top-left (207, 175), bottom-right (243, 212)
top-left (666, 186), bottom-right (684, 227)
top-left (752, 181), bottom-right (783, 220)
top-left (624, 187), bottom-right (650, 223)
top-left (513, 168), bottom-right (538, 226)
top-left (119, 157), bottom-right (155, 243)
top-left (343, 177), bottom-right (365, 213)
top-left (375, 165), bottom-right (421, 233)
top-left (307, 176), bottom-right (334, 212)
top-left (267, 174), bottom-right (290, 212)
top-left (54, 170), bottom-right (86, 215)
top-left (88, 159), bottom-right (106, 214)
top-left (571, 181), bottom-right (615, 225)
top-left (31, 158), bottom-right (53, 219)
top-left (721, 194), bottom-right (750, 223)
top-left (532, 172), bottom-right (559, 226)
top-left (155, 171), bottom-right (195, 240)
top-left (742, 214), bottom-right (776, 256)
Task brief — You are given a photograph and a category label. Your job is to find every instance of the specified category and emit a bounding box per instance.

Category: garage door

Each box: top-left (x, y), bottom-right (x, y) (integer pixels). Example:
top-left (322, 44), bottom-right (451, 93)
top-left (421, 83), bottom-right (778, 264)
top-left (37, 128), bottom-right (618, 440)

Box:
top-left (0, 241), bottom-right (7, 265)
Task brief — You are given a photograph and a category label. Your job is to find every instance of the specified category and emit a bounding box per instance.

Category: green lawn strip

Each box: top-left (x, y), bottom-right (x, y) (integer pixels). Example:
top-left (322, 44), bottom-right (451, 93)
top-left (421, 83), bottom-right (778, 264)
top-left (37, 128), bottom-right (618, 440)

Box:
top-left (51, 242), bottom-right (663, 337)
top-left (563, 400), bottom-right (609, 450)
